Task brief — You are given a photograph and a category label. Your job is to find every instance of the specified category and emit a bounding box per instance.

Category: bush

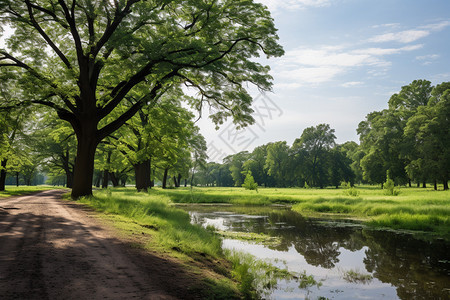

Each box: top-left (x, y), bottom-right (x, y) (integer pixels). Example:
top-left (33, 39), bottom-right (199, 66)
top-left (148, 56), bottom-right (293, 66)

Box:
top-left (383, 171), bottom-right (400, 196)
top-left (242, 171), bottom-right (258, 192)
top-left (341, 182), bottom-right (360, 197)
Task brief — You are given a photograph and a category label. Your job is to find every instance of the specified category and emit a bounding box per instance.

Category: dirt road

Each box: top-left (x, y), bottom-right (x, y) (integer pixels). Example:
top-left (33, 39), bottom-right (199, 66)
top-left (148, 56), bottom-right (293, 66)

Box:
top-left (0, 190), bottom-right (201, 300)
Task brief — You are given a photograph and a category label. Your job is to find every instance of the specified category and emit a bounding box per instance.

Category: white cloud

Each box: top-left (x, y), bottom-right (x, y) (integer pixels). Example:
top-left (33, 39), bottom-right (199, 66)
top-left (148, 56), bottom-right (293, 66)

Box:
top-left (278, 66), bottom-right (342, 84)
top-left (416, 54), bottom-right (439, 60)
top-left (272, 43), bottom-right (421, 86)
top-left (368, 20), bottom-right (450, 44)
top-left (368, 30), bottom-right (429, 43)
top-left (256, 0), bottom-right (332, 11)
top-left (421, 20), bottom-right (450, 31)
top-left (371, 23), bottom-right (401, 29)
top-left (354, 44), bottom-right (423, 56)
top-left (342, 81), bottom-right (363, 88)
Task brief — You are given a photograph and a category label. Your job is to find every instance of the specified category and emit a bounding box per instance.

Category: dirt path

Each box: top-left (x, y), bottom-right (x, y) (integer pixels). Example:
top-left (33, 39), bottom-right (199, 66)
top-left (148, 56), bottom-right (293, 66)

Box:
top-left (0, 190), bottom-right (203, 300)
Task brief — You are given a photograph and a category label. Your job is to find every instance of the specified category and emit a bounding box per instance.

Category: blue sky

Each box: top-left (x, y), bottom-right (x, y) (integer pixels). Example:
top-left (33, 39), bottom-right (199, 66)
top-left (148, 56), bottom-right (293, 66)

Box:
top-left (200, 0), bottom-right (450, 162)
top-left (1, 1), bottom-right (449, 162)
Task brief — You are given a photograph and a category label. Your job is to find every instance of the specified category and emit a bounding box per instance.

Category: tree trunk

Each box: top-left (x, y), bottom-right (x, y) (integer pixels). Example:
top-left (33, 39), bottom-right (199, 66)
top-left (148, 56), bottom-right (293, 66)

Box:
top-left (162, 168), bottom-right (169, 189)
top-left (134, 159), bottom-right (151, 192)
top-left (422, 181), bottom-right (426, 188)
top-left (408, 179), bottom-right (411, 188)
top-left (177, 174), bottom-right (182, 188)
top-left (94, 174), bottom-right (101, 188)
top-left (16, 172), bottom-right (19, 187)
top-left (184, 179), bottom-right (187, 187)
top-left (102, 169), bottom-right (109, 188)
top-left (110, 172), bottom-right (119, 187)
top-left (63, 149), bottom-right (73, 188)
top-left (417, 182), bottom-right (420, 188)
top-left (71, 132), bottom-right (98, 198)
top-left (173, 176), bottom-right (178, 187)
top-left (444, 179), bottom-right (449, 191)
top-left (434, 180), bottom-right (437, 191)
top-left (0, 159), bottom-right (7, 191)
top-left (66, 170), bottom-right (73, 188)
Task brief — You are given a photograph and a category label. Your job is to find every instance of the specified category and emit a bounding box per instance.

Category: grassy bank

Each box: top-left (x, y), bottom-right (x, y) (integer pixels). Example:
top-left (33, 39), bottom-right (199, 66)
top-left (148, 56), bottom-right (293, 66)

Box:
top-left (158, 186), bottom-right (450, 238)
top-left (75, 189), bottom-right (240, 299)
top-left (0, 185), bottom-right (60, 197)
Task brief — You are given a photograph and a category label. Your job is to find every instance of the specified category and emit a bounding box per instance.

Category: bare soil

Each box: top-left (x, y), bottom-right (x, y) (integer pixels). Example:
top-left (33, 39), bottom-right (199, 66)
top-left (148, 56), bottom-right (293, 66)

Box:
top-left (0, 190), bottom-right (223, 300)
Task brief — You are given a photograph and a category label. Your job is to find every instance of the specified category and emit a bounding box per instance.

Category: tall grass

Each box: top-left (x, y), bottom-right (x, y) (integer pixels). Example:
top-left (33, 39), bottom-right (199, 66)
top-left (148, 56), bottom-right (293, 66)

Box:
top-left (75, 188), bottom-right (241, 299)
top-left (82, 189), bottom-right (223, 257)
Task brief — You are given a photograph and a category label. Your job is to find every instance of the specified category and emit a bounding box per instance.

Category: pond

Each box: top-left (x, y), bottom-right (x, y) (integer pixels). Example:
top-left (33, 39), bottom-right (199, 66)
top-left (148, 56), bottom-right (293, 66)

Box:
top-left (178, 205), bottom-right (450, 300)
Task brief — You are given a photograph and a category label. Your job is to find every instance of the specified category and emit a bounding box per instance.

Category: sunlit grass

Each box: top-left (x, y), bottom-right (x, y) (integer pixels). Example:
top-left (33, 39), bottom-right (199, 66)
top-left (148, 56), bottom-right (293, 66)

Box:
top-left (83, 188), bottom-right (223, 257)
top-left (0, 185), bottom-right (60, 197)
top-left (75, 188), bottom-right (240, 298)
top-left (157, 185), bottom-right (450, 238)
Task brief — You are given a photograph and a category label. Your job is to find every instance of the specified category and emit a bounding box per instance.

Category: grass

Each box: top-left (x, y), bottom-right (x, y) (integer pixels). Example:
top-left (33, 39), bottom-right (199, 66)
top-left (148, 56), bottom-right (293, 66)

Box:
top-left (156, 185), bottom-right (450, 239)
top-left (225, 250), bottom-right (321, 299)
top-left (0, 185), bottom-right (61, 197)
top-left (74, 188), bottom-right (240, 299)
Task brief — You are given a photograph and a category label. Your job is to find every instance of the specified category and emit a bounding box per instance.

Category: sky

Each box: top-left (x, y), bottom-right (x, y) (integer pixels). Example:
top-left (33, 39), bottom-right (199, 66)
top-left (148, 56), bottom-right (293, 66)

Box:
top-left (200, 0), bottom-right (450, 162)
top-left (1, 1), bottom-right (449, 163)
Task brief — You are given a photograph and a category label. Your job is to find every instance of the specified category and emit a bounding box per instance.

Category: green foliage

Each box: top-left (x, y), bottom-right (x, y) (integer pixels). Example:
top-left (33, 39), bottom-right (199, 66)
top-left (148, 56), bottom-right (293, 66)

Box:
top-left (242, 171), bottom-right (258, 192)
top-left (383, 171), bottom-right (400, 196)
top-left (342, 182), bottom-right (360, 197)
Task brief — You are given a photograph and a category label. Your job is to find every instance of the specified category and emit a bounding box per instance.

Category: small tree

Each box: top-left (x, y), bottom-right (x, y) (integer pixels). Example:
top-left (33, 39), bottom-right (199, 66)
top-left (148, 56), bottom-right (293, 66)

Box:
top-left (242, 171), bottom-right (258, 192)
top-left (384, 170), bottom-right (400, 196)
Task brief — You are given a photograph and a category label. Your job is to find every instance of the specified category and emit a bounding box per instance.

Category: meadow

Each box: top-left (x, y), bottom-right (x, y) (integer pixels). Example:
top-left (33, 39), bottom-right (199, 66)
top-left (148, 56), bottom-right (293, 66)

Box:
top-left (158, 185), bottom-right (450, 238)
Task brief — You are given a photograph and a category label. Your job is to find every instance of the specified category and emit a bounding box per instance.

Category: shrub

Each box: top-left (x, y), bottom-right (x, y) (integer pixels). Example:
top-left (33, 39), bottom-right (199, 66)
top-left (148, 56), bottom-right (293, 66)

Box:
top-left (341, 182), bottom-right (360, 197)
top-left (242, 171), bottom-right (258, 192)
top-left (383, 171), bottom-right (400, 196)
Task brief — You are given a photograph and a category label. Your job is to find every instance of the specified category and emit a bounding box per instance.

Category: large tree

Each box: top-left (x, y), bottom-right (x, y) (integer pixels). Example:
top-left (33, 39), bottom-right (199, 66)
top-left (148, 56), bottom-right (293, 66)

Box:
top-left (0, 0), bottom-right (283, 198)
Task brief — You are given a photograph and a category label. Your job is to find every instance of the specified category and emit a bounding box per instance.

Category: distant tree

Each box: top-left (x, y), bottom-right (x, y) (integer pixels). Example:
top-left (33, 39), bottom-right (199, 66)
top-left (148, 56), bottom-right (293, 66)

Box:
top-left (224, 151), bottom-right (250, 187)
top-left (264, 141), bottom-right (291, 187)
top-left (404, 83), bottom-right (450, 190)
top-left (357, 109), bottom-right (408, 186)
top-left (0, 106), bottom-right (30, 190)
top-left (293, 124), bottom-right (336, 188)
top-left (243, 144), bottom-right (274, 187)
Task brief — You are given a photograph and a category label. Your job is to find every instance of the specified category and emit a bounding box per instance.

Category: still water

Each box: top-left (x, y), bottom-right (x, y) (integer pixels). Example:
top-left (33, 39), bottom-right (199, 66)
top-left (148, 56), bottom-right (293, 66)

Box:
top-left (180, 205), bottom-right (450, 299)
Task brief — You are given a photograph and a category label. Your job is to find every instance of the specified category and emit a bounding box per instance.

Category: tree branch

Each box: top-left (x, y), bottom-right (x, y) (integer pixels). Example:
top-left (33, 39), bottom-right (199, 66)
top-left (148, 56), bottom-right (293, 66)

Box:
top-left (24, 0), bottom-right (72, 69)
top-left (97, 69), bottom-right (179, 141)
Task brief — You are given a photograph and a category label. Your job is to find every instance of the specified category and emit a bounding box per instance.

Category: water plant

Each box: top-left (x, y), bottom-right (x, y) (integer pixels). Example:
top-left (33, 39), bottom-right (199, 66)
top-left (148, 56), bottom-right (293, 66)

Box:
top-left (342, 269), bottom-right (373, 284)
top-left (225, 249), bottom-right (321, 299)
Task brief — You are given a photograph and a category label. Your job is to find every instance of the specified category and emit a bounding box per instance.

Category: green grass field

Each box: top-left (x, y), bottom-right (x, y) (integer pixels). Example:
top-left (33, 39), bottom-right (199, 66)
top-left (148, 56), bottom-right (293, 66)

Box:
top-left (157, 185), bottom-right (450, 238)
top-left (0, 185), bottom-right (60, 197)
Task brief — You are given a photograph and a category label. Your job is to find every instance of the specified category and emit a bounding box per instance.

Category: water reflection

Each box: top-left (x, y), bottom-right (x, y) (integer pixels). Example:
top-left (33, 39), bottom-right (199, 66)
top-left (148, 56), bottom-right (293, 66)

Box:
top-left (184, 205), bottom-right (450, 299)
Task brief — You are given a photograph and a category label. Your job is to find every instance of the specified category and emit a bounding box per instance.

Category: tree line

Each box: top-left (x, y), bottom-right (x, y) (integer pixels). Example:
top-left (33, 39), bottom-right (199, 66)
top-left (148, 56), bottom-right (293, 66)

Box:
top-left (194, 80), bottom-right (449, 190)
